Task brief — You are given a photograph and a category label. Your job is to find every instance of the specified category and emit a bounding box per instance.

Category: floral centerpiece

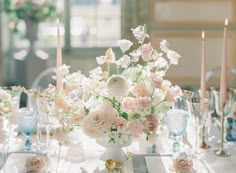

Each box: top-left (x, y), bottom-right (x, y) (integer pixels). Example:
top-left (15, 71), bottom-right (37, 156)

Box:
top-left (3, 0), bottom-right (57, 23)
top-left (53, 25), bottom-right (182, 148)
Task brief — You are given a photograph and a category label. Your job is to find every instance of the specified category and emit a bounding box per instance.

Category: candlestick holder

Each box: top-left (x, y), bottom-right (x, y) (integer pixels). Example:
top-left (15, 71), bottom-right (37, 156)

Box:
top-left (214, 103), bottom-right (231, 157)
top-left (199, 125), bottom-right (210, 149)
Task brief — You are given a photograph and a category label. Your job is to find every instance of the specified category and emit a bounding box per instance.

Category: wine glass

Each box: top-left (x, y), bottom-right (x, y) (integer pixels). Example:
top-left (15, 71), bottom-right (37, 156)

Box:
top-left (190, 97), bottom-right (209, 157)
top-left (18, 108), bottom-right (38, 151)
top-left (166, 106), bottom-right (188, 153)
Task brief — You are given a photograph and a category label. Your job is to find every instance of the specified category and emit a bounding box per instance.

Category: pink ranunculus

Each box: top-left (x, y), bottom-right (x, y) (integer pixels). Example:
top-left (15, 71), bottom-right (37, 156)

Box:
top-left (165, 85), bottom-right (182, 102)
top-left (141, 43), bottom-right (153, 61)
top-left (143, 115), bottom-right (158, 133)
top-left (131, 82), bottom-right (150, 97)
top-left (128, 122), bottom-right (144, 137)
top-left (116, 117), bottom-right (127, 126)
top-left (136, 97), bottom-right (152, 108)
top-left (150, 74), bottom-right (163, 88)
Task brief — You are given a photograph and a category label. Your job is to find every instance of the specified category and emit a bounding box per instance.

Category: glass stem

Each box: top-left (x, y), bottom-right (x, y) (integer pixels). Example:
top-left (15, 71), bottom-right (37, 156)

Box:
top-left (173, 135), bottom-right (179, 152)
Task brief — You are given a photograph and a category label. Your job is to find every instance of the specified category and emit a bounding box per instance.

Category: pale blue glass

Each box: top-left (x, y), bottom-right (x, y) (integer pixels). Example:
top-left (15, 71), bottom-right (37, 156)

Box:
top-left (18, 108), bottom-right (38, 151)
top-left (166, 109), bottom-right (188, 152)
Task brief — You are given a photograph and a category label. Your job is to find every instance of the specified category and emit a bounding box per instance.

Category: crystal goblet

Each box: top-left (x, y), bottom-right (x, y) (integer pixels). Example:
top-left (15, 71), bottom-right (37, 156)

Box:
top-left (18, 108), bottom-right (38, 151)
top-left (166, 108), bottom-right (188, 152)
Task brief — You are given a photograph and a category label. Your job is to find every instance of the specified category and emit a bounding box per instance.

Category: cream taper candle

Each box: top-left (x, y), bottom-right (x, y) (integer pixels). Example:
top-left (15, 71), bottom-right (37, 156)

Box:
top-left (56, 19), bottom-right (63, 90)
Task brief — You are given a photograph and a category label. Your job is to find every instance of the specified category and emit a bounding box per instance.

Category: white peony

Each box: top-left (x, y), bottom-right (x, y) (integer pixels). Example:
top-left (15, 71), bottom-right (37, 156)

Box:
top-left (117, 39), bottom-right (133, 53)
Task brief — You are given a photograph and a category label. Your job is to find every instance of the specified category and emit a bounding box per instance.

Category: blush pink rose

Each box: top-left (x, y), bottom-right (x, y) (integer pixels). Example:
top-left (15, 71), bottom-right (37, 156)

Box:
top-left (165, 85), bottom-right (182, 102)
top-left (122, 97), bottom-right (138, 110)
top-left (150, 74), bottom-right (163, 88)
top-left (131, 82), bottom-right (150, 97)
top-left (143, 115), bottom-right (158, 133)
top-left (128, 122), bottom-right (144, 137)
top-left (141, 43), bottom-right (153, 61)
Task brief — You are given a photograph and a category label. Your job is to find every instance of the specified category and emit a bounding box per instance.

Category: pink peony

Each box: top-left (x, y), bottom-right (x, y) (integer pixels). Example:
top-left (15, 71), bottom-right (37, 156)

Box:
top-left (143, 115), bottom-right (158, 133)
top-left (141, 43), bottom-right (153, 61)
top-left (150, 74), bottom-right (163, 88)
top-left (128, 122), bottom-right (144, 137)
top-left (131, 82), bottom-right (150, 97)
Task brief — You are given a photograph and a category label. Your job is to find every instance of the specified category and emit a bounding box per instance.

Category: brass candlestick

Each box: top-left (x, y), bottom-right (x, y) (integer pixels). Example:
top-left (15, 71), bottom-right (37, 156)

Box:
top-left (214, 103), bottom-right (230, 157)
top-left (199, 125), bottom-right (210, 149)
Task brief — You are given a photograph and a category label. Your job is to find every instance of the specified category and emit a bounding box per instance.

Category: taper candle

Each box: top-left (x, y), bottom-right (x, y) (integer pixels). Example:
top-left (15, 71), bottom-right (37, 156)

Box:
top-left (200, 31), bottom-right (206, 100)
top-left (56, 19), bottom-right (63, 90)
top-left (220, 19), bottom-right (228, 106)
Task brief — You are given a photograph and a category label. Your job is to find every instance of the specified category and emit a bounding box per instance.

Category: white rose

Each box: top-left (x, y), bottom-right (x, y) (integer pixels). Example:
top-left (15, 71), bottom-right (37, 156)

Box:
top-left (82, 102), bottom-right (117, 138)
top-left (117, 39), bottom-right (133, 53)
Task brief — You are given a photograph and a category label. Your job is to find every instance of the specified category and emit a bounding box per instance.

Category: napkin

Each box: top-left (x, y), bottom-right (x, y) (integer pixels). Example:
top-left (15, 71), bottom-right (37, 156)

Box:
top-left (132, 154), bottom-right (172, 173)
top-left (145, 156), bottom-right (167, 173)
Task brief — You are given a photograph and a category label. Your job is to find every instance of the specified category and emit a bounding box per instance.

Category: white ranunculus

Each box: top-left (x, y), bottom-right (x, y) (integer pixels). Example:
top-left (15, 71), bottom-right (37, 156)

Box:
top-left (155, 57), bottom-right (168, 68)
top-left (106, 75), bottom-right (128, 97)
top-left (0, 89), bottom-right (11, 101)
top-left (117, 39), bottom-right (133, 53)
top-left (167, 50), bottom-right (181, 65)
top-left (131, 25), bottom-right (149, 44)
top-left (56, 64), bottom-right (70, 77)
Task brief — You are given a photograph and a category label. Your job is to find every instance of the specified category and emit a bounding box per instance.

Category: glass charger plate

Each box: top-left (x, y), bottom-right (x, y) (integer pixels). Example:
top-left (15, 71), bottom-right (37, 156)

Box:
top-left (0, 152), bottom-right (52, 173)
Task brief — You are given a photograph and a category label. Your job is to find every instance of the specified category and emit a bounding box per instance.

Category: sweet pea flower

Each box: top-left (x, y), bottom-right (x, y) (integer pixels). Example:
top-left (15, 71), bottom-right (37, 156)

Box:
top-left (150, 74), bottom-right (163, 88)
top-left (165, 85), bottom-right (182, 102)
top-left (160, 40), bottom-right (169, 53)
top-left (116, 55), bottom-right (131, 68)
top-left (167, 50), bottom-right (181, 65)
top-left (131, 25), bottom-right (149, 44)
top-left (117, 39), bottom-right (133, 53)
top-left (131, 82), bottom-right (150, 97)
top-left (96, 48), bottom-right (116, 65)
top-left (55, 64), bottom-right (70, 77)
top-left (141, 43), bottom-right (153, 61)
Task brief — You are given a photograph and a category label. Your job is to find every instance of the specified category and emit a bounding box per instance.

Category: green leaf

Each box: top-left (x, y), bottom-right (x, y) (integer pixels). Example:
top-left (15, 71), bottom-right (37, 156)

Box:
top-left (121, 112), bottom-right (128, 120)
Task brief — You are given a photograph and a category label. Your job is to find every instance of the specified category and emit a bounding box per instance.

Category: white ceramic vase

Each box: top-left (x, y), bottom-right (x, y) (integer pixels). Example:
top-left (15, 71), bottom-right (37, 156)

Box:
top-left (96, 135), bottom-right (131, 162)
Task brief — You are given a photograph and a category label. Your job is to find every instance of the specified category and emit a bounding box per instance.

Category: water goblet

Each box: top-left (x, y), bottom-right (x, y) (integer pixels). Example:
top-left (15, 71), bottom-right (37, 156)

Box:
top-left (18, 108), bottom-right (38, 151)
top-left (166, 108), bottom-right (188, 153)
